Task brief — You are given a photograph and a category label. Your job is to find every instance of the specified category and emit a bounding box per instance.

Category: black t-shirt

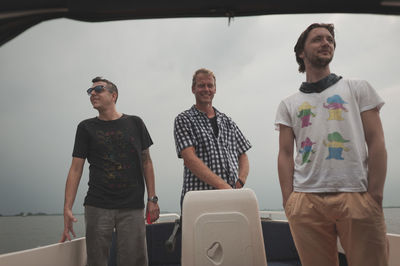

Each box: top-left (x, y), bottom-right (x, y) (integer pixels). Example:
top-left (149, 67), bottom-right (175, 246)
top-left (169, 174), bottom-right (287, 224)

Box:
top-left (209, 116), bottom-right (219, 137)
top-left (72, 114), bottom-right (153, 209)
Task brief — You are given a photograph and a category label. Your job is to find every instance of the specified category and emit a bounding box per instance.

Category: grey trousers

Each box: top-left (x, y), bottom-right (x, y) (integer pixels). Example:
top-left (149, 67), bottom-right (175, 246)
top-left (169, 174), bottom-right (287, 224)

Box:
top-left (85, 205), bottom-right (148, 266)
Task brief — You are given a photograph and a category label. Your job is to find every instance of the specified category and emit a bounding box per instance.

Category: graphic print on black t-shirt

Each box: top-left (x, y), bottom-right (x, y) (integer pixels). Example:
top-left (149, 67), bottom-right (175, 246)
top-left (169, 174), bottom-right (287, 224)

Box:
top-left (95, 128), bottom-right (139, 189)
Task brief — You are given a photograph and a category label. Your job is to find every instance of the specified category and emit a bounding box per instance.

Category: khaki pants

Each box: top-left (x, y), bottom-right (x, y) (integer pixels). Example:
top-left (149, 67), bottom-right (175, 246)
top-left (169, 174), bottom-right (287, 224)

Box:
top-left (285, 192), bottom-right (388, 266)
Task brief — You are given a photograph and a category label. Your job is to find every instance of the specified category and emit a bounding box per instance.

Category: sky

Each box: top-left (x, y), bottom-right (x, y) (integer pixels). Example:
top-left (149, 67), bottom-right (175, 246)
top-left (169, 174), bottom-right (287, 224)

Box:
top-left (0, 13), bottom-right (399, 215)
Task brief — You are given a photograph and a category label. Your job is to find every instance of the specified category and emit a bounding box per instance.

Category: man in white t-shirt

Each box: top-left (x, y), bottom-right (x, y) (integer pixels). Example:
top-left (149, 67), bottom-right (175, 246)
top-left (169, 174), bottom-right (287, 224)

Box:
top-left (275, 23), bottom-right (388, 266)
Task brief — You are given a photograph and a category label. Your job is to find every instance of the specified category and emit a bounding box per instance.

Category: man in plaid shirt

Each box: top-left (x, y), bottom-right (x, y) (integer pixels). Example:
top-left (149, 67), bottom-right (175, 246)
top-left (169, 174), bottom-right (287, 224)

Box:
top-left (174, 68), bottom-right (252, 206)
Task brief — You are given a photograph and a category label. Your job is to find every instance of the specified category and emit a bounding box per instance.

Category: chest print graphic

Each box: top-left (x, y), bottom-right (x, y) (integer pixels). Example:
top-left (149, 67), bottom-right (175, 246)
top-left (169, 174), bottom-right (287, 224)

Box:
top-left (299, 137), bottom-right (316, 164)
top-left (96, 129), bottom-right (136, 185)
top-left (323, 95), bottom-right (348, 121)
top-left (323, 132), bottom-right (350, 160)
top-left (297, 102), bottom-right (316, 128)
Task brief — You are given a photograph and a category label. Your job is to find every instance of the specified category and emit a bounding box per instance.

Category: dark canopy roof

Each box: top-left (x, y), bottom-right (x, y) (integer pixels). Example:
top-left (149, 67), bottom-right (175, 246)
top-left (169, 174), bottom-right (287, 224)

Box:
top-left (1, 0), bottom-right (400, 46)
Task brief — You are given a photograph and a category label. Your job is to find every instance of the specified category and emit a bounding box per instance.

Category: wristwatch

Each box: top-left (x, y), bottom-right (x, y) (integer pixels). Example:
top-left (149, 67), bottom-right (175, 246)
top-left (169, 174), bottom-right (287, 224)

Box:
top-left (148, 195), bottom-right (158, 204)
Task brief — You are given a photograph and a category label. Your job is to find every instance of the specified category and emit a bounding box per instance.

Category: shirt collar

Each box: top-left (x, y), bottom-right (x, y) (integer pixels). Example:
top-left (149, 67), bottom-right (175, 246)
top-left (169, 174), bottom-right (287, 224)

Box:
top-left (190, 105), bottom-right (221, 117)
top-left (299, 73), bottom-right (342, 94)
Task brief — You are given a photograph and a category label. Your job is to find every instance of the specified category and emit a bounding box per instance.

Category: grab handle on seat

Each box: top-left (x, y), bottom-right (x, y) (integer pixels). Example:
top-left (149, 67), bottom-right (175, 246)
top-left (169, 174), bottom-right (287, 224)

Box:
top-left (165, 218), bottom-right (180, 253)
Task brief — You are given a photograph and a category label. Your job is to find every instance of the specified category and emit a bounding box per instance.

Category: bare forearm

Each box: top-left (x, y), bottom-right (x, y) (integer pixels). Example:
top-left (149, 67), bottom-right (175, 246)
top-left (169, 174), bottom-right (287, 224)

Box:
top-left (184, 155), bottom-right (231, 189)
top-left (362, 109), bottom-right (387, 205)
top-left (61, 158), bottom-right (84, 242)
top-left (64, 170), bottom-right (82, 211)
top-left (238, 153), bottom-right (249, 182)
top-left (278, 152), bottom-right (294, 205)
top-left (367, 141), bottom-right (387, 203)
top-left (141, 149), bottom-right (159, 222)
top-left (63, 158), bottom-right (84, 211)
top-left (143, 158), bottom-right (156, 197)
top-left (277, 125), bottom-right (295, 206)
top-left (141, 149), bottom-right (156, 197)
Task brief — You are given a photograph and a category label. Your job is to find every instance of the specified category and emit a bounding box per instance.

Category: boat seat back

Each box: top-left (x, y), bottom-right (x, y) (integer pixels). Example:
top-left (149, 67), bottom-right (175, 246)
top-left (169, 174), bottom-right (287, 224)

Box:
top-left (181, 188), bottom-right (267, 266)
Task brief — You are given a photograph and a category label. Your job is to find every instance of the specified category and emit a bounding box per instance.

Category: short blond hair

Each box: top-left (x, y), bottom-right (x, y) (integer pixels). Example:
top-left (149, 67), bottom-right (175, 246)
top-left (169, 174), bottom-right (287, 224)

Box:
top-left (192, 68), bottom-right (216, 88)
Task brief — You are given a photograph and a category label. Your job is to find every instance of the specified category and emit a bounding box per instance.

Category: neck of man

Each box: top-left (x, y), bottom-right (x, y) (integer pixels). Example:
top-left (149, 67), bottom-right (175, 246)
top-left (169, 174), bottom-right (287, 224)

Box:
top-left (195, 102), bottom-right (215, 118)
top-left (305, 65), bottom-right (331, 83)
top-left (97, 106), bottom-right (122, 121)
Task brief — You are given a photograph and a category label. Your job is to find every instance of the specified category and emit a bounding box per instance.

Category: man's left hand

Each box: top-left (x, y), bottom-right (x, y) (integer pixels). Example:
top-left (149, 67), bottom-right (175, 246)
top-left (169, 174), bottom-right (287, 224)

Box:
top-left (368, 190), bottom-right (383, 207)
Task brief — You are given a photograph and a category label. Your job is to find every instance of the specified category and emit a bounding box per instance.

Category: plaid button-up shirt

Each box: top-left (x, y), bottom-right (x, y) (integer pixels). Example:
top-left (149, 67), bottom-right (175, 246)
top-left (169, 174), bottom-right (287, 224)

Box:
top-left (174, 105), bottom-right (252, 202)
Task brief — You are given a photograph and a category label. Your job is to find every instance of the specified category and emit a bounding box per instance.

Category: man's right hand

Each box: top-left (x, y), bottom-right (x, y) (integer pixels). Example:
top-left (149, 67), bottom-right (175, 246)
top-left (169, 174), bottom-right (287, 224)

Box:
top-left (220, 182), bottom-right (233, 189)
top-left (60, 209), bottom-right (77, 242)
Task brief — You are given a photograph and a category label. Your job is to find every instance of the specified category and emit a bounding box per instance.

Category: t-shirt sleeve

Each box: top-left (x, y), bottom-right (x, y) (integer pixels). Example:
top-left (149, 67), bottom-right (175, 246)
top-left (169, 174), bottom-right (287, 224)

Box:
top-left (352, 80), bottom-right (385, 112)
top-left (274, 100), bottom-right (292, 131)
top-left (138, 118), bottom-right (153, 151)
top-left (174, 114), bottom-right (195, 158)
top-left (72, 123), bottom-right (89, 159)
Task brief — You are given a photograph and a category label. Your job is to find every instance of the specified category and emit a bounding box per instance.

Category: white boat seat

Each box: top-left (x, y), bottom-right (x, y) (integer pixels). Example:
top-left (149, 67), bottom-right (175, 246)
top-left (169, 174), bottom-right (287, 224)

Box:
top-left (181, 188), bottom-right (268, 266)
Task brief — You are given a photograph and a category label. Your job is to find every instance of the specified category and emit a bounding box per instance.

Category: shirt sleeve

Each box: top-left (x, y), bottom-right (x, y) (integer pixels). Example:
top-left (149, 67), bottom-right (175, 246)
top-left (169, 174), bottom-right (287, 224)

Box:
top-left (233, 122), bottom-right (252, 155)
top-left (274, 100), bottom-right (292, 131)
top-left (351, 80), bottom-right (385, 112)
top-left (137, 117), bottom-right (153, 151)
top-left (174, 113), bottom-right (195, 158)
top-left (72, 123), bottom-right (89, 159)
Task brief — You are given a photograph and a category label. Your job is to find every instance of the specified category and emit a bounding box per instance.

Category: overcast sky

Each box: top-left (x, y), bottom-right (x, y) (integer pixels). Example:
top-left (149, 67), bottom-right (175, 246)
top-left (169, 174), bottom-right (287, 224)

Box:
top-left (0, 13), bottom-right (399, 215)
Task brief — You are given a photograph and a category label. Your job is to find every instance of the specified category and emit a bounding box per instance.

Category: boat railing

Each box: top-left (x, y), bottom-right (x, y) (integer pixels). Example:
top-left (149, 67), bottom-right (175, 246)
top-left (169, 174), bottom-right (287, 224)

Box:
top-left (152, 211), bottom-right (287, 224)
top-left (0, 237), bottom-right (87, 266)
top-left (151, 213), bottom-right (180, 223)
top-left (259, 210), bottom-right (287, 221)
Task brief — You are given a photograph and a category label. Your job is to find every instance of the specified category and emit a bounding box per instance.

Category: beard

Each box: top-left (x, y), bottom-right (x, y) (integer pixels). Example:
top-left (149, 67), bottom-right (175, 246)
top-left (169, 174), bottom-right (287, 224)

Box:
top-left (304, 50), bottom-right (334, 69)
top-left (313, 55), bottom-right (333, 68)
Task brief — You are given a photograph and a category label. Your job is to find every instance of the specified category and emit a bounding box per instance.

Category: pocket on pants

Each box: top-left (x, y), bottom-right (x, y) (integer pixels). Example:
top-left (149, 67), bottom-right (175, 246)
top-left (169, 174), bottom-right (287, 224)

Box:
top-left (364, 192), bottom-right (382, 213)
top-left (284, 192), bottom-right (297, 218)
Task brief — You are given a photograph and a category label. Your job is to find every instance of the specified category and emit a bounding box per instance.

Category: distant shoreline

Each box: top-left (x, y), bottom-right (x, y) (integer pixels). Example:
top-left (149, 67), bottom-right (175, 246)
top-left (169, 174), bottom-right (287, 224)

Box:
top-left (1, 206), bottom-right (400, 217)
top-left (0, 212), bottom-right (82, 217)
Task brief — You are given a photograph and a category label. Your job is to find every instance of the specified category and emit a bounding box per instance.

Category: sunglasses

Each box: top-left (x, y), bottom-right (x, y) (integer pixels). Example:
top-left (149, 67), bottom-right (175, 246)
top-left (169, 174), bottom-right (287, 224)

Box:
top-left (87, 85), bottom-right (106, 95)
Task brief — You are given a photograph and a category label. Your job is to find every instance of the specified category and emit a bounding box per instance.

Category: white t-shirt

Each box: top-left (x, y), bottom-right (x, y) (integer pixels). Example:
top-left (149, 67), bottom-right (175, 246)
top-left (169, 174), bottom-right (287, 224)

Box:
top-left (275, 79), bottom-right (384, 192)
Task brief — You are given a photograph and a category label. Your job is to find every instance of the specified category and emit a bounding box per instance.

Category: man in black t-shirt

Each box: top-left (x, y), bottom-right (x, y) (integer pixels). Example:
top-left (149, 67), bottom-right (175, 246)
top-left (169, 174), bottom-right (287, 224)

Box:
top-left (60, 77), bottom-right (159, 266)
